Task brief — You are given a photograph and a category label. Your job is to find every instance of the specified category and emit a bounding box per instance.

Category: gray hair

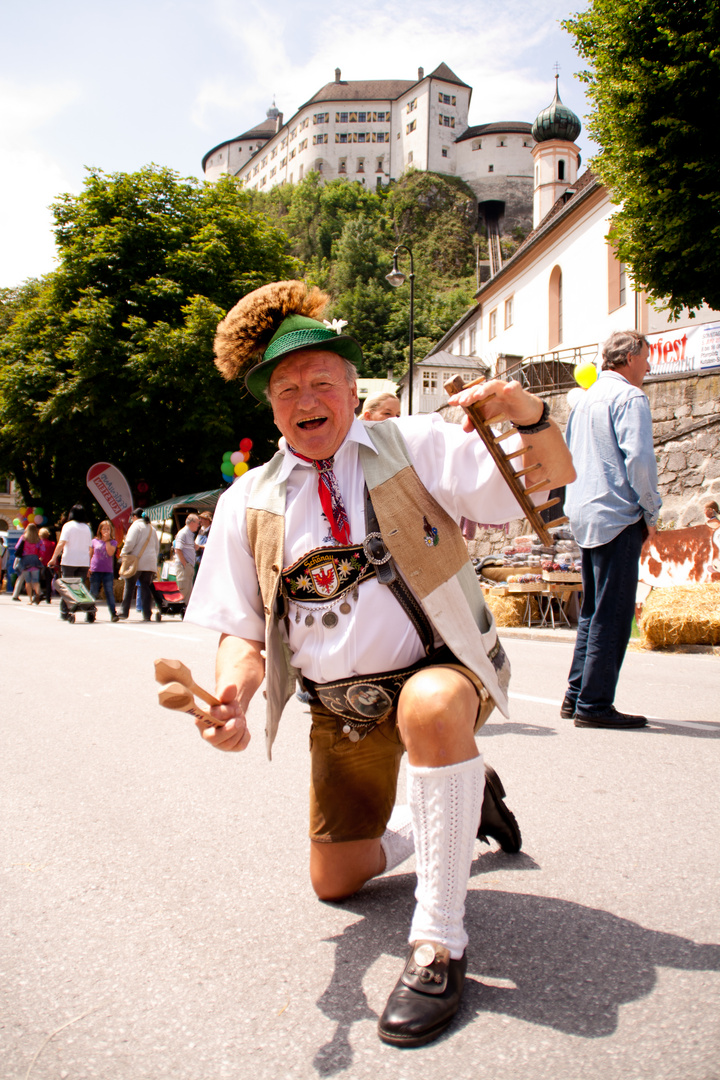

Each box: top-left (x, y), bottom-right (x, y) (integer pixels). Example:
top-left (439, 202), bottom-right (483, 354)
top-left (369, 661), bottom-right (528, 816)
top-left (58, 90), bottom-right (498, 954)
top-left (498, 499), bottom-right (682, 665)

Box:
top-left (601, 330), bottom-right (648, 371)
top-left (264, 357), bottom-right (358, 403)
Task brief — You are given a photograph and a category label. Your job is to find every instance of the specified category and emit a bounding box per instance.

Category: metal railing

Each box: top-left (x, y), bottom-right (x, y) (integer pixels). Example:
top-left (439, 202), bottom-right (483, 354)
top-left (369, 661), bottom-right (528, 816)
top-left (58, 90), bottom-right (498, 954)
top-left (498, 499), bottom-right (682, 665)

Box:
top-left (506, 344), bottom-right (599, 392)
top-left (488, 221), bottom-right (503, 278)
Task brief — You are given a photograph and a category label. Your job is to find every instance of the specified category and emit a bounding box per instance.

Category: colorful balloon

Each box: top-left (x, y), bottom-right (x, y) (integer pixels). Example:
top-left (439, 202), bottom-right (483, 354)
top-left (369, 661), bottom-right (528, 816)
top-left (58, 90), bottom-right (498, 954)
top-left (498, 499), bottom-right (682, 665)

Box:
top-left (574, 361), bottom-right (598, 389)
top-left (236, 462), bottom-right (249, 476)
top-left (230, 451), bottom-right (242, 464)
top-left (34, 514), bottom-right (43, 525)
top-left (239, 438), bottom-right (253, 453)
top-left (222, 450), bottom-right (233, 462)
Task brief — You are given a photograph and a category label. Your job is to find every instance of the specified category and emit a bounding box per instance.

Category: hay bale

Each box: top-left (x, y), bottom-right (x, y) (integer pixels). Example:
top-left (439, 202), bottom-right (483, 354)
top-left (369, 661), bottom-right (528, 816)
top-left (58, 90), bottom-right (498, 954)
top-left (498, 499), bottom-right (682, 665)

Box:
top-left (639, 584), bottom-right (720, 648)
top-left (484, 590), bottom-right (540, 627)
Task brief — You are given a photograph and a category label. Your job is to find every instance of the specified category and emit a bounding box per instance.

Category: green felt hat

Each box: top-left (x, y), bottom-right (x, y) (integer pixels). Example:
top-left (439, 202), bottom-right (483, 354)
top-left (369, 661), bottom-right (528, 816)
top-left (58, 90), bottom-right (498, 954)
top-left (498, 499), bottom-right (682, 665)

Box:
top-left (244, 314), bottom-right (363, 401)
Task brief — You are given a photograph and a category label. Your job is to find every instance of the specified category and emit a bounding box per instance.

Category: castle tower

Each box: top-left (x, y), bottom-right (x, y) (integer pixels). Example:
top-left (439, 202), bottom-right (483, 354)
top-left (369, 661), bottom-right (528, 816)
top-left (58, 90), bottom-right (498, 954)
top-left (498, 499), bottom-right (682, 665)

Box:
top-left (531, 76), bottom-right (582, 227)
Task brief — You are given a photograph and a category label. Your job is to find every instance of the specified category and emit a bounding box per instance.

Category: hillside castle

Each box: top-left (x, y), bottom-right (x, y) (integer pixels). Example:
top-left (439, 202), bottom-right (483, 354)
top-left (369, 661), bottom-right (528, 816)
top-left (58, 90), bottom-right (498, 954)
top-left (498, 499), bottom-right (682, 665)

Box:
top-left (201, 63), bottom-right (573, 238)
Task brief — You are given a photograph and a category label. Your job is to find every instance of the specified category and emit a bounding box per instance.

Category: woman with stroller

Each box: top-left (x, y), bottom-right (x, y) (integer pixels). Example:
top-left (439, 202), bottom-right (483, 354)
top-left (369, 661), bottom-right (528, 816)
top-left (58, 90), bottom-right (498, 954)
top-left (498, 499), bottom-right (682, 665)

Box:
top-left (48, 504), bottom-right (93, 620)
top-left (89, 520), bottom-right (119, 622)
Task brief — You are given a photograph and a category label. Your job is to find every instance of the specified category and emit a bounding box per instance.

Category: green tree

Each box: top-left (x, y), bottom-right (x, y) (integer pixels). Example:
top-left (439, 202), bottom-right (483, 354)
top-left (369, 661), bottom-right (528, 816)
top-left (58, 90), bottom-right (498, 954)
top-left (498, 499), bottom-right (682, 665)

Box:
top-left (0, 167), bottom-right (299, 519)
top-left (564, 0), bottom-right (720, 315)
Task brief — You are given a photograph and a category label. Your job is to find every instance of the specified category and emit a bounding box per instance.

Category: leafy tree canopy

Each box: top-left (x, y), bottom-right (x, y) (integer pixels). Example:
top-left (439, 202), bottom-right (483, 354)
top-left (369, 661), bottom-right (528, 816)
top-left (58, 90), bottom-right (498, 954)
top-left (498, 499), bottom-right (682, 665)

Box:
top-left (0, 166), bottom-right (299, 519)
top-left (564, 0), bottom-right (720, 316)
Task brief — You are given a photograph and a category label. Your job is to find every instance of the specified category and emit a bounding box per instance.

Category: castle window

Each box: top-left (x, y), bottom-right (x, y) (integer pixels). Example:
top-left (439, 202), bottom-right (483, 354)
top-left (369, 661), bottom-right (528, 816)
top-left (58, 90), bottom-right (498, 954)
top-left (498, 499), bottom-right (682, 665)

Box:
top-left (558, 159), bottom-right (565, 180)
top-left (523, 139), bottom-right (532, 147)
top-left (406, 120), bottom-right (416, 134)
top-left (357, 132), bottom-right (367, 143)
top-left (441, 147), bottom-right (448, 158)
top-left (271, 148), bottom-right (277, 159)
top-left (270, 166), bottom-right (276, 177)
top-left (339, 159), bottom-right (347, 174)
top-left (407, 98), bottom-right (417, 112)
top-left (497, 138), bottom-right (506, 147)
top-left (358, 111), bottom-right (367, 123)
top-left (376, 158), bottom-right (384, 172)
top-left (337, 112), bottom-right (349, 123)
top-left (357, 159), bottom-right (364, 173)
top-left (439, 115), bottom-right (455, 128)
top-left (376, 132), bottom-right (387, 143)
top-left (472, 140), bottom-right (482, 151)
top-left (407, 151), bottom-right (414, 164)
top-left (374, 111), bottom-right (388, 122)
top-left (314, 113), bottom-right (329, 124)
top-left (488, 164), bottom-right (494, 172)
top-left (337, 133), bottom-right (348, 143)
top-left (313, 133), bottom-right (327, 145)
top-left (261, 156), bottom-right (268, 167)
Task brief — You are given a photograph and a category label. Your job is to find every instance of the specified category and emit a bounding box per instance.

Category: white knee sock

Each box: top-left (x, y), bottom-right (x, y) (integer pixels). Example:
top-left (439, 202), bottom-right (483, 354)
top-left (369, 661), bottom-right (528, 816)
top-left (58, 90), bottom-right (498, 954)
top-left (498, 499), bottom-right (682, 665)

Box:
top-left (407, 754), bottom-right (485, 960)
top-left (380, 804), bottom-right (415, 872)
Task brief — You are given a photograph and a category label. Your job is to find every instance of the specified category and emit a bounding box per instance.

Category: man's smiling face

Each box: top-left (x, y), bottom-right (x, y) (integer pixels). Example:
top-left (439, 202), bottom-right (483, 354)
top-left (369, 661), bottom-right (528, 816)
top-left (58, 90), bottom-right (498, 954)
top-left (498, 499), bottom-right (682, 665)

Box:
top-left (268, 349), bottom-right (359, 460)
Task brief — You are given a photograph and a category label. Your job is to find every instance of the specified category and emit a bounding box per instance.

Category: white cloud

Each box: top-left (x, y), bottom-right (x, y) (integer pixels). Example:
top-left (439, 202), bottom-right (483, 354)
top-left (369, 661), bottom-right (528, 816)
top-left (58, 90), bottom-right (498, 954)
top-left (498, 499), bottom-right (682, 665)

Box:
top-left (0, 80), bottom-right (81, 287)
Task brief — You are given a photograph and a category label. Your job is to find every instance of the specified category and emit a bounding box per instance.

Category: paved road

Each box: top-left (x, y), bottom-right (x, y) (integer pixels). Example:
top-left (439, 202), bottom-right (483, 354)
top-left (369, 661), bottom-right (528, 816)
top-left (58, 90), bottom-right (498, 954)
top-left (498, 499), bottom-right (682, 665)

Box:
top-left (2, 596), bottom-right (719, 1080)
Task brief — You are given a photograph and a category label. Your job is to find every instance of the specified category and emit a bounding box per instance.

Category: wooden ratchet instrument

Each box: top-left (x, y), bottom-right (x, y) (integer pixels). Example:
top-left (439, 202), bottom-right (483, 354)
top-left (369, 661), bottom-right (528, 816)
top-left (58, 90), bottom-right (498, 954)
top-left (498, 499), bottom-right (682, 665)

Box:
top-left (154, 658), bottom-right (221, 706)
top-left (444, 373), bottom-right (568, 547)
top-left (157, 682), bottom-right (224, 729)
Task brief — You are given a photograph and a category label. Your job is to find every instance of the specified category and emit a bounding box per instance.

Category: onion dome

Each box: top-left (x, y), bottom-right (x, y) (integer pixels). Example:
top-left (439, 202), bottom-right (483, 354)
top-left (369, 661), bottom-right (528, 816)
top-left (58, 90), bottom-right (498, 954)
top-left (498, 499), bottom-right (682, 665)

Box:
top-left (532, 76), bottom-right (581, 143)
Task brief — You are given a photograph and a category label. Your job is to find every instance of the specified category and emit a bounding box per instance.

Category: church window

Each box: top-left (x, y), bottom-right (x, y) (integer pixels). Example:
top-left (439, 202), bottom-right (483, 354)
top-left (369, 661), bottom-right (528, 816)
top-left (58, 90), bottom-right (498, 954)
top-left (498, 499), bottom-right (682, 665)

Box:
top-left (558, 159), bottom-right (565, 180)
top-left (549, 266), bottom-right (563, 348)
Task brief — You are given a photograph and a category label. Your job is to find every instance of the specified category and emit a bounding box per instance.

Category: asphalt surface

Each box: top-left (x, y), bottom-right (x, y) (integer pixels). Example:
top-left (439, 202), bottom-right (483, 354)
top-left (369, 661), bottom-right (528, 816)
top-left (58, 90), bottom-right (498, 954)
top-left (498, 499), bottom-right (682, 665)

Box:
top-left (2, 594), bottom-right (719, 1080)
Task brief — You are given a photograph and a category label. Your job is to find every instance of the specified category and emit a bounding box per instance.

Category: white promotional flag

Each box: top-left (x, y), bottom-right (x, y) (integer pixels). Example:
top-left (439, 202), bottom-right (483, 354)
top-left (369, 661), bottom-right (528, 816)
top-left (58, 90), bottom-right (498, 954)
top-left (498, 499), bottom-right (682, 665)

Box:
top-left (86, 462), bottom-right (134, 541)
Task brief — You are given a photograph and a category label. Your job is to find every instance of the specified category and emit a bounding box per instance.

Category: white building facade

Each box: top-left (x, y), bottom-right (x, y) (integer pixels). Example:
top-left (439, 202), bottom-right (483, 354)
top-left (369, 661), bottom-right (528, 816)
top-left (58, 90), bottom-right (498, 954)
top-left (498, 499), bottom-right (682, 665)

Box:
top-left (202, 63), bottom-right (532, 222)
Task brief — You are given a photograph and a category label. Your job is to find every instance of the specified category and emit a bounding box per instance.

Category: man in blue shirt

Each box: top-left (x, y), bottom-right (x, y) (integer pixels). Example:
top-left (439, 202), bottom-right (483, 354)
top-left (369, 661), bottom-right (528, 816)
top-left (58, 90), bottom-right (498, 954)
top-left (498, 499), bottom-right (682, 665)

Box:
top-left (562, 330), bottom-right (661, 728)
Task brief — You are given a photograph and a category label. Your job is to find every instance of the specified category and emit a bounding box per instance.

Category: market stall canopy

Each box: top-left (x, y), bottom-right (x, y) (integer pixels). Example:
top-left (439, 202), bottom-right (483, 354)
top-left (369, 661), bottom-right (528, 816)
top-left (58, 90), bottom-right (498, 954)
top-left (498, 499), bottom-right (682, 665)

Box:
top-left (144, 489), bottom-right (223, 523)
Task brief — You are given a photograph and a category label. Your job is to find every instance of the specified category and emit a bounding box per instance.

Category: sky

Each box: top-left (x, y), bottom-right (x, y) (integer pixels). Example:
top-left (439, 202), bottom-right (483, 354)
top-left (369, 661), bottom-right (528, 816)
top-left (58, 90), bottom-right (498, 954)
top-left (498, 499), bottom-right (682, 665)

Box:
top-left (1, 0), bottom-right (594, 289)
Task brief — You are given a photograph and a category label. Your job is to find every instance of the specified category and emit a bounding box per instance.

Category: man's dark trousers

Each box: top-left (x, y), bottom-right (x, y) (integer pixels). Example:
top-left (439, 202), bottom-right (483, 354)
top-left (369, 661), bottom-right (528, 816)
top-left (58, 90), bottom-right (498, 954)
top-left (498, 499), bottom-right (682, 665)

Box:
top-left (566, 519), bottom-right (646, 715)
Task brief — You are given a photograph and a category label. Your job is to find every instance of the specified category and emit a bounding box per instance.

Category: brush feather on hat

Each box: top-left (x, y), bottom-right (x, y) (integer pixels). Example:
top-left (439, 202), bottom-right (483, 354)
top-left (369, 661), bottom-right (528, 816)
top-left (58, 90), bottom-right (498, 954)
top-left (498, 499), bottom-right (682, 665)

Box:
top-left (214, 280), bottom-right (329, 381)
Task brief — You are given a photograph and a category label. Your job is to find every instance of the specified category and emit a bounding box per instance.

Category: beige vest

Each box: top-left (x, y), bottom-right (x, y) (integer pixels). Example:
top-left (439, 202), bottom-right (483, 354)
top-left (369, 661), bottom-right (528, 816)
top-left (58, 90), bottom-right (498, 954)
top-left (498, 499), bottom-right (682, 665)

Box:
top-left (247, 421), bottom-right (511, 759)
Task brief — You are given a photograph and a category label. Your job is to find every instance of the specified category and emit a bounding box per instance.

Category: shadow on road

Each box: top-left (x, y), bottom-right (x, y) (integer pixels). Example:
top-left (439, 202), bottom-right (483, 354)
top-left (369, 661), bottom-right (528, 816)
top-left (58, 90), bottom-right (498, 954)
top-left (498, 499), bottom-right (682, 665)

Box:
top-left (313, 877), bottom-right (720, 1075)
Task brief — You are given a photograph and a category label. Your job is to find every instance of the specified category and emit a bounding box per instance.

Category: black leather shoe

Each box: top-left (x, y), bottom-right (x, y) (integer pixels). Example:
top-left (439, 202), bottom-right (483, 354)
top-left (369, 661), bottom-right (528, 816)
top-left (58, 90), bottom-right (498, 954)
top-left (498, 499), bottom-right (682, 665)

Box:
top-left (478, 764), bottom-right (522, 853)
top-left (574, 707), bottom-right (647, 729)
top-left (378, 942), bottom-right (467, 1047)
top-left (560, 693), bottom-right (576, 719)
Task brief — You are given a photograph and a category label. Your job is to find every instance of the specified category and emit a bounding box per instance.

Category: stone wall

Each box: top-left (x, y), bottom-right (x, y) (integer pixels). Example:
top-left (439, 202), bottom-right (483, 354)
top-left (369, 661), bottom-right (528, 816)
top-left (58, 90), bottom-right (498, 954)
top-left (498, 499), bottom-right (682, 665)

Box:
top-left (440, 368), bottom-right (720, 556)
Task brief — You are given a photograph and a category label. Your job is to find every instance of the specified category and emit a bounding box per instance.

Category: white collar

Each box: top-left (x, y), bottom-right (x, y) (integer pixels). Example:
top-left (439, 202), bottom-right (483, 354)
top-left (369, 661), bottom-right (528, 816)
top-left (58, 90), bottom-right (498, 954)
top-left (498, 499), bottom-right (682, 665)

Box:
top-left (275, 417), bottom-right (377, 482)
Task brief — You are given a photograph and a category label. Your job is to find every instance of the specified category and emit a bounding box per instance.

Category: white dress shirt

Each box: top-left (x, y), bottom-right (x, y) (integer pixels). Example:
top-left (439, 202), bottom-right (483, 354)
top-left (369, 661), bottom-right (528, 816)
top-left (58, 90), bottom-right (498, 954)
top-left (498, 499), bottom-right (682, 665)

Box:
top-left (186, 415), bottom-right (526, 683)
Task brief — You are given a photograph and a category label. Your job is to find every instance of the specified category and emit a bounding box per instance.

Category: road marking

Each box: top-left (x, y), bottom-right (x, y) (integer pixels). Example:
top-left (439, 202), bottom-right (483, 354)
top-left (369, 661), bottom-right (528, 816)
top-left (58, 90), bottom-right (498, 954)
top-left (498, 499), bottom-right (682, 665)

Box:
top-left (509, 691), bottom-right (562, 706)
top-left (509, 692), bottom-right (720, 730)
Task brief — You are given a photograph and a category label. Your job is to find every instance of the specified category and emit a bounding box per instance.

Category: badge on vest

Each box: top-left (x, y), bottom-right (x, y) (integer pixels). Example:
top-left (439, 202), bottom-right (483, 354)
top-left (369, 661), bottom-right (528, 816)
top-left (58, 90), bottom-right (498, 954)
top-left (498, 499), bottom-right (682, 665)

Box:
top-left (423, 516), bottom-right (439, 547)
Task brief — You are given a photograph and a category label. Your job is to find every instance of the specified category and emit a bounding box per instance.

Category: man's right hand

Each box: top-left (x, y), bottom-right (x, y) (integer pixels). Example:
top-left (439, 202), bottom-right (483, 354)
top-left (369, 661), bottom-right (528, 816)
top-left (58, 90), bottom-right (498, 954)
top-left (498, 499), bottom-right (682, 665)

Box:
top-left (196, 682), bottom-right (251, 751)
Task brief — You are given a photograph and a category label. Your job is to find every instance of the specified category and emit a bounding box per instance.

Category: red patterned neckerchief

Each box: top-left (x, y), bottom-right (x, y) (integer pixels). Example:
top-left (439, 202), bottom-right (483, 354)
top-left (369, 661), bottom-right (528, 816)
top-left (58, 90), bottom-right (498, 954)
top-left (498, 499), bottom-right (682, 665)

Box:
top-left (289, 447), bottom-right (351, 545)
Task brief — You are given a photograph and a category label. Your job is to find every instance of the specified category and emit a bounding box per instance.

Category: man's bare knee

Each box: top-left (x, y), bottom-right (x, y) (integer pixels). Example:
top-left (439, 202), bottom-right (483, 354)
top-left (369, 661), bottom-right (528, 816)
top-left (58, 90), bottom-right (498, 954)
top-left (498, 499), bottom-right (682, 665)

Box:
top-left (397, 667), bottom-right (479, 766)
top-left (310, 838), bottom-right (383, 900)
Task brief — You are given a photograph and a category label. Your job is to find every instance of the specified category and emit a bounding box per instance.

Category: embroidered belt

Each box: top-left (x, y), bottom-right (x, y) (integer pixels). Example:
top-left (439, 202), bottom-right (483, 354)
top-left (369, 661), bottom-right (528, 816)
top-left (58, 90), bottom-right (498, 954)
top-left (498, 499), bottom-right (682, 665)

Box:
top-left (304, 660), bottom-right (429, 738)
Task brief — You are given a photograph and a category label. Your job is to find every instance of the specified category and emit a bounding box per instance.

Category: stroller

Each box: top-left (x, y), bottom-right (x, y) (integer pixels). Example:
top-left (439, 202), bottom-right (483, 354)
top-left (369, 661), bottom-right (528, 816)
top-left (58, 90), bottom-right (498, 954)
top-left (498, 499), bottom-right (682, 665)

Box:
top-left (150, 579), bottom-right (186, 621)
top-left (55, 576), bottom-right (98, 623)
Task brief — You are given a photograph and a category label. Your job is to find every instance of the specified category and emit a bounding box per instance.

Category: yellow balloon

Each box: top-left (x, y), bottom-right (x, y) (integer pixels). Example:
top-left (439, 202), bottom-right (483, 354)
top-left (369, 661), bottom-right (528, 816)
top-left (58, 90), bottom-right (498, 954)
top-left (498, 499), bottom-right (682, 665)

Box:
top-left (574, 361), bottom-right (598, 389)
top-left (236, 461), bottom-right (249, 476)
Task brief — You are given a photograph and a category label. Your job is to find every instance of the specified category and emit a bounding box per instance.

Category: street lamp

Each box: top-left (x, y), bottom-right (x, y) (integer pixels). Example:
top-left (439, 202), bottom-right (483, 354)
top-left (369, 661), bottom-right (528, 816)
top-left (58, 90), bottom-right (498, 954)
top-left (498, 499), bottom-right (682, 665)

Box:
top-left (386, 244), bottom-right (415, 415)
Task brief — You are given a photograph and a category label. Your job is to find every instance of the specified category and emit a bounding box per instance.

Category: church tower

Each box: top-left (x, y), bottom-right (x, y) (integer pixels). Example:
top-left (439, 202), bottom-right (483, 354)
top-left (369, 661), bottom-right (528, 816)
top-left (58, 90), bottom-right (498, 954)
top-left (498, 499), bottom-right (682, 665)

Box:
top-left (531, 76), bottom-right (582, 227)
